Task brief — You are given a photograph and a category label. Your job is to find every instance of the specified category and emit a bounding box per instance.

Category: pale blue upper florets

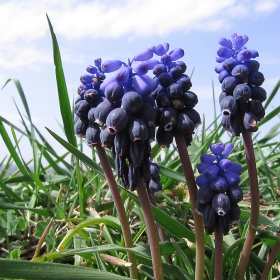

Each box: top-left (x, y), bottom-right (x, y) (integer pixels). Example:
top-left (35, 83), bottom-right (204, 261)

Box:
top-left (215, 34), bottom-right (266, 136)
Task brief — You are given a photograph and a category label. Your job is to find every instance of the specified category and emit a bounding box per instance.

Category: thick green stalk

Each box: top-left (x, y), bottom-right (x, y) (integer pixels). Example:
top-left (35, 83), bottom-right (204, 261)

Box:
top-left (236, 129), bottom-right (260, 280)
top-left (214, 223), bottom-right (223, 280)
top-left (137, 180), bottom-right (163, 280)
top-left (96, 146), bottom-right (138, 279)
top-left (260, 241), bottom-right (280, 280)
top-left (175, 132), bottom-right (205, 280)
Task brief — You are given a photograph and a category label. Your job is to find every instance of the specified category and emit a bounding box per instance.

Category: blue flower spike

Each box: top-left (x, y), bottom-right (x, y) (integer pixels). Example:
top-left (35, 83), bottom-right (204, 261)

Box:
top-left (215, 33), bottom-right (266, 135)
top-left (73, 42), bottom-right (200, 190)
top-left (196, 143), bottom-right (243, 235)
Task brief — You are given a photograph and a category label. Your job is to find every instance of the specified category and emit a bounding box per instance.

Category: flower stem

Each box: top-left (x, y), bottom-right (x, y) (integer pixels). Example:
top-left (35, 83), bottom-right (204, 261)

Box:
top-left (175, 132), bottom-right (205, 280)
top-left (96, 146), bottom-right (138, 279)
top-left (214, 221), bottom-right (223, 280)
top-left (137, 180), bottom-right (163, 280)
top-left (260, 241), bottom-right (280, 280)
top-left (149, 192), bottom-right (171, 264)
top-left (148, 193), bottom-right (166, 243)
top-left (236, 129), bottom-right (260, 280)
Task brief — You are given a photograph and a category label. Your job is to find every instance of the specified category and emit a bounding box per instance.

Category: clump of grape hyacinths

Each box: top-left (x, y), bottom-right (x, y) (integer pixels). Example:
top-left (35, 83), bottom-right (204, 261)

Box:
top-left (195, 143), bottom-right (243, 235)
top-left (215, 33), bottom-right (266, 135)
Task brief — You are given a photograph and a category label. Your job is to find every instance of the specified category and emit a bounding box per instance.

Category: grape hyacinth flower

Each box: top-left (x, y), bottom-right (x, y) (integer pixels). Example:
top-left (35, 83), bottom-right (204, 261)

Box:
top-left (196, 143), bottom-right (243, 235)
top-left (73, 42), bottom-right (200, 191)
top-left (215, 33), bottom-right (266, 135)
top-left (150, 43), bottom-right (201, 147)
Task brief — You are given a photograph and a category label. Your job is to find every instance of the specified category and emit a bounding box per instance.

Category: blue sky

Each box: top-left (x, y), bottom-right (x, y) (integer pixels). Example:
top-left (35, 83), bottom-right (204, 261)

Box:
top-left (0, 0), bottom-right (280, 161)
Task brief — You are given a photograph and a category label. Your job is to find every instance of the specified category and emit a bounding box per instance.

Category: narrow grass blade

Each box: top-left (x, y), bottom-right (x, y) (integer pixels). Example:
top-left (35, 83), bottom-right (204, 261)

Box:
top-left (259, 105), bottom-right (280, 126)
top-left (2, 79), bottom-right (31, 119)
top-left (0, 121), bottom-right (28, 176)
top-left (158, 164), bottom-right (186, 182)
top-left (170, 238), bottom-right (195, 275)
top-left (4, 174), bottom-right (69, 184)
top-left (258, 123), bottom-right (280, 144)
top-left (264, 79), bottom-right (280, 110)
top-left (35, 243), bottom-right (194, 280)
top-left (257, 143), bottom-right (276, 200)
top-left (10, 128), bottom-right (65, 217)
top-left (0, 259), bottom-right (132, 280)
top-left (0, 115), bottom-right (72, 172)
top-left (0, 180), bottom-right (22, 202)
top-left (46, 127), bottom-right (104, 176)
top-left (190, 125), bottom-right (220, 163)
top-left (0, 203), bottom-right (53, 216)
top-left (46, 14), bottom-right (77, 147)
top-left (2, 79), bottom-right (39, 173)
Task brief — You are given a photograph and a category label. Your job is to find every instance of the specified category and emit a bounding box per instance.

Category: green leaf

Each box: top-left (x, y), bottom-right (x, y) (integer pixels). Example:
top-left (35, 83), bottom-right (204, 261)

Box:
top-left (158, 164), bottom-right (186, 182)
top-left (10, 249), bottom-right (21, 260)
top-left (240, 210), bottom-right (278, 228)
top-left (249, 251), bottom-right (279, 278)
top-left (253, 226), bottom-right (280, 242)
top-left (0, 121), bottom-right (28, 176)
top-left (0, 115), bottom-right (72, 172)
top-left (258, 123), bottom-right (280, 144)
top-left (259, 105), bottom-right (280, 126)
top-left (57, 217), bottom-right (121, 251)
top-left (2, 79), bottom-right (39, 172)
top-left (190, 125), bottom-right (221, 163)
top-left (137, 264), bottom-right (172, 280)
top-left (2, 79), bottom-right (31, 119)
top-left (12, 99), bottom-right (40, 174)
top-left (4, 174), bottom-right (69, 184)
top-left (264, 79), bottom-right (280, 110)
top-left (170, 238), bottom-right (194, 275)
top-left (21, 165), bottom-right (65, 218)
top-left (46, 14), bottom-right (77, 147)
top-left (37, 243), bottom-right (194, 280)
top-left (0, 203), bottom-right (53, 217)
top-left (46, 127), bottom-right (104, 176)
top-left (257, 143), bottom-right (276, 201)
top-left (0, 259), bottom-right (132, 279)
top-left (0, 178), bottom-right (22, 204)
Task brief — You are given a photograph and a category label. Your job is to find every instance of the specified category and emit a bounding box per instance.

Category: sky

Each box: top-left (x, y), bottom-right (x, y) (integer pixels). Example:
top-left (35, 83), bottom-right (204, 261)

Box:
top-left (0, 0), bottom-right (280, 163)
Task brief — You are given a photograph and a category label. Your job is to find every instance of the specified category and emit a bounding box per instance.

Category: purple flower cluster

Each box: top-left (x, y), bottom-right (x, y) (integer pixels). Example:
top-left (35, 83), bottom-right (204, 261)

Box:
top-left (75, 44), bottom-right (196, 191)
top-left (215, 34), bottom-right (266, 135)
top-left (195, 143), bottom-right (243, 235)
top-left (151, 45), bottom-right (201, 147)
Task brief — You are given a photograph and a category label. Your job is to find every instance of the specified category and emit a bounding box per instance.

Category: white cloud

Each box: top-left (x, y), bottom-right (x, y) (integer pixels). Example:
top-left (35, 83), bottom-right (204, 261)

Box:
top-left (1, 0), bottom-right (279, 42)
top-left (53, 0), bottom-right (238, 39)
top-left (254, 0), bottom-right (280, 12)
top-left (0, 0), bottom-right (279, 69)
top-left (0, 44), bottom-right (52, 69)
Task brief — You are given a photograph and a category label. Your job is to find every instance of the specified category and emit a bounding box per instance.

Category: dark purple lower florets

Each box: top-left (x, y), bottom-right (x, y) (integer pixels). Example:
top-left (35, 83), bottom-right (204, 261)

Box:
top-left (195, 143), bottom-right (243, 235)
